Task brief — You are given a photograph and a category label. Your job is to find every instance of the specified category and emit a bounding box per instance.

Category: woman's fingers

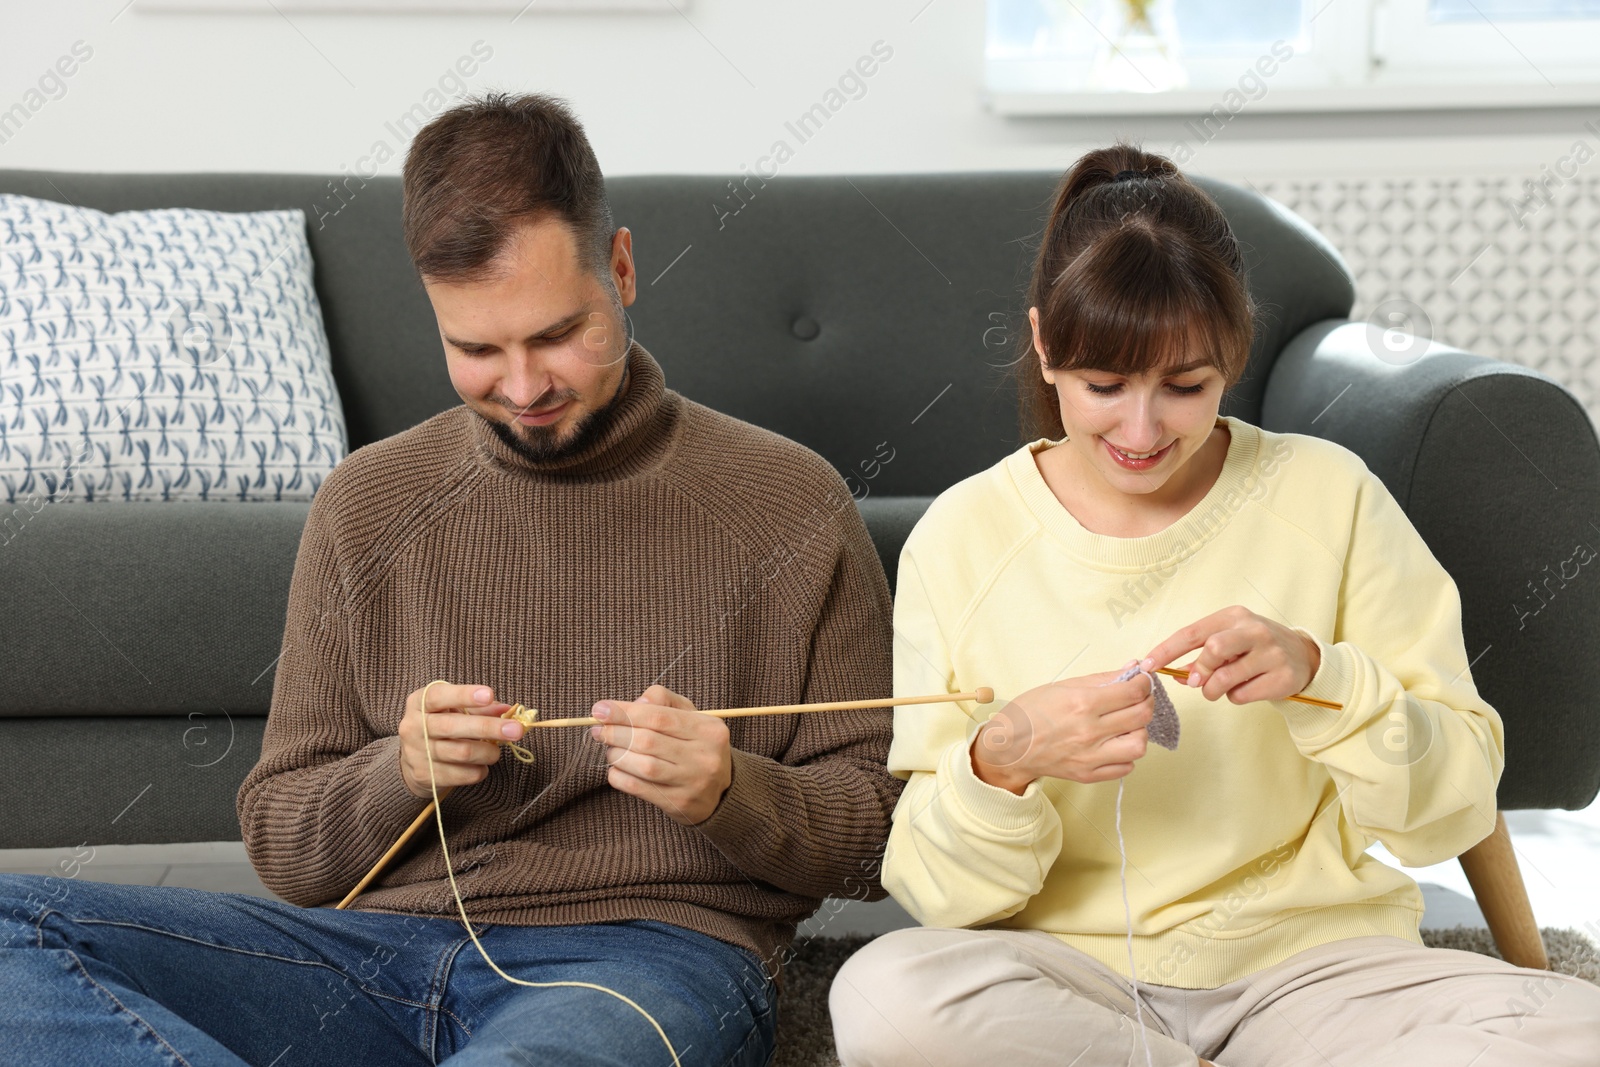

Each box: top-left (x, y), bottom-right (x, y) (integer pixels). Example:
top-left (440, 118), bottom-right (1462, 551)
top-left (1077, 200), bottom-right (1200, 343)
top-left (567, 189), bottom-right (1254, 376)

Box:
top-left (988, 670), bottom-right (1167, 786)
top-left (1095, 726), bottom-right (1148, 763)
top-left (1077, 665), bottom-right (1138, 686)
top-left (1062, 674), bottom-right (1153, 714)
top-left (1082, 761), bottom-right (1136, 783)
top-left (1184, 627), bottom-right (1254, 686)
top-left (1098, 699), bottom-right (1153, 737)
top-left (1140, 609), bottom-right (1233, 676)
top-left (1202, 649), bottom-right (1291, 703)
top-left (1143, 605), bottom-right (1262, 675)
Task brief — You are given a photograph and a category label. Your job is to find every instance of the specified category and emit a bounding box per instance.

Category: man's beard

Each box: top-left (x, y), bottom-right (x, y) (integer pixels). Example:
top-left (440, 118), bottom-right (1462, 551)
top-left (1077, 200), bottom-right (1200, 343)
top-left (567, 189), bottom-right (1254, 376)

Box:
top-left (485, 354), bottom-right (631, 464)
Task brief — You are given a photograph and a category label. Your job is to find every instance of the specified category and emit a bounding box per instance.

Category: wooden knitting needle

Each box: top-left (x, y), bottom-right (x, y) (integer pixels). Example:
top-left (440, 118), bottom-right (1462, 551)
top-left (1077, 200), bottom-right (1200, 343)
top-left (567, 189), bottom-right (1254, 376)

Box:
top-left (335, 794), bottom-right (453, 909)
top-left (1154, 665), bottom-right (1343, 710)
top-left (527, 688), bottom-right (997, 729)
top-left (334, 688), bottom-right (995, 910)
top-left (335, 677), bottom-right (1336, 909)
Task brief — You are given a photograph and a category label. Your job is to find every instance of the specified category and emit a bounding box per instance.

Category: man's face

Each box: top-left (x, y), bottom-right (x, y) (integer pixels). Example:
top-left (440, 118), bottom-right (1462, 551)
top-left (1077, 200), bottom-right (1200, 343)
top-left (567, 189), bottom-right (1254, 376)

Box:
top-left (425, 215), bottom-right (637, 460)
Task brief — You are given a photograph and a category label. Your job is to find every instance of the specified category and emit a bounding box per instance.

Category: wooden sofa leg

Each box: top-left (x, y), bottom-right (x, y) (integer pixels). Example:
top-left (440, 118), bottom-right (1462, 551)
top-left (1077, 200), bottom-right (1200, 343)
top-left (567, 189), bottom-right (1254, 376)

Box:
top-left (1457, 811), bottom-right (1548, 970)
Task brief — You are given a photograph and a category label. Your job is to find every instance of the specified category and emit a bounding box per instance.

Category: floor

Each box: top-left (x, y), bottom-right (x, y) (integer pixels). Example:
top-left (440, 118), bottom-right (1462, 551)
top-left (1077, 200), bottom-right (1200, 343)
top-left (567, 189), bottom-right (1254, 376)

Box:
top-left (3, 801), bottom-right (1596, 942)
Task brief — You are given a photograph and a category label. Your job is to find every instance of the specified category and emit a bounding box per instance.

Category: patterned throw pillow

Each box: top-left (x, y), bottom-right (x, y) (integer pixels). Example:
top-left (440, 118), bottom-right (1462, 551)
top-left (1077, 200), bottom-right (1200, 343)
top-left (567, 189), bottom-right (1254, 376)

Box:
top-left (0, 194), bottom-right (347, 503)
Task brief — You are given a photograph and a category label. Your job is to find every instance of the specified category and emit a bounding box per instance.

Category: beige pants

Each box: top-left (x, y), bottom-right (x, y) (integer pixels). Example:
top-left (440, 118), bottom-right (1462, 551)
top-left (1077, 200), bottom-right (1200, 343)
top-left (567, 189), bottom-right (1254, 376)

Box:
top-left (829, 926), bottom-right (1600, 1066)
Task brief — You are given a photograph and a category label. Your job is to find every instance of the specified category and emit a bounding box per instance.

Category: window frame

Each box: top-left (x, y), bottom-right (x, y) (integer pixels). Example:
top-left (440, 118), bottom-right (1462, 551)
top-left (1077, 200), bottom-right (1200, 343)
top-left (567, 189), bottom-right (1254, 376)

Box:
top-left (985, 0), bottom-right (1600, 115)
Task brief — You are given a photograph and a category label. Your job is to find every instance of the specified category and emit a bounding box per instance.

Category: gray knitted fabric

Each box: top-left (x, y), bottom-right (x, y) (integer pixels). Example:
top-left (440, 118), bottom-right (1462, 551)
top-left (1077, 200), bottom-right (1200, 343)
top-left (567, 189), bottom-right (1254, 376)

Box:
top-left (1111, 664), bottom-right (1181, 750)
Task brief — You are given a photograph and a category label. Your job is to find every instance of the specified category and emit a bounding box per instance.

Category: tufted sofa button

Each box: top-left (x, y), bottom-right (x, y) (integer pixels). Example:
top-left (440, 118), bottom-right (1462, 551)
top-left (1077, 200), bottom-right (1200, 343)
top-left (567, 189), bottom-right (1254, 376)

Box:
top-left (791, 315), bottom-right (821, 341)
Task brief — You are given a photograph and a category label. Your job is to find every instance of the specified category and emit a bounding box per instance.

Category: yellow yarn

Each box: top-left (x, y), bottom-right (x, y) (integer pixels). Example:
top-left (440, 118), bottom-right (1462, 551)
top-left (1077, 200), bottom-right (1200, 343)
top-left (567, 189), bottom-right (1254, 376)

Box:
top-left (498, 702), bottom-right (540, 764)
top-left (418, 679), bottom-right (680, 1066)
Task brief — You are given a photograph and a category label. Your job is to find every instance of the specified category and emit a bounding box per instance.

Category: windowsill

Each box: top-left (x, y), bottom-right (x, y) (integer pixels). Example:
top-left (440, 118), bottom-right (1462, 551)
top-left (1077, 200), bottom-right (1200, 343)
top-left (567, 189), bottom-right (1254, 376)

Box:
top-left (987, 81), bottom-right (1600, 117)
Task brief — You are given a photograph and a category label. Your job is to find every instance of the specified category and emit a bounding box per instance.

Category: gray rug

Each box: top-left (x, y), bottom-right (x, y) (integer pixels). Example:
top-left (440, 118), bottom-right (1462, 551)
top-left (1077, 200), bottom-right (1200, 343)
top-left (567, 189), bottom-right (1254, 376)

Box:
top-left (773, 927), bottom-right (1600, 1067)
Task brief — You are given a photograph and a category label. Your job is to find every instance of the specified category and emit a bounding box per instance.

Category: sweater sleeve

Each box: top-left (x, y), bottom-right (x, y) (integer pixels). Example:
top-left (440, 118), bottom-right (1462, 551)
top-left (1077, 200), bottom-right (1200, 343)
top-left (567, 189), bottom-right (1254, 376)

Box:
top-left (878, 545), bottom-right (1064, 929)
top-left (692, 494), bottom-right (904, 901)
top-left (235, 489), bottom-right (431, 906)
top-left (1272, 467), bottom-right (1506, 867)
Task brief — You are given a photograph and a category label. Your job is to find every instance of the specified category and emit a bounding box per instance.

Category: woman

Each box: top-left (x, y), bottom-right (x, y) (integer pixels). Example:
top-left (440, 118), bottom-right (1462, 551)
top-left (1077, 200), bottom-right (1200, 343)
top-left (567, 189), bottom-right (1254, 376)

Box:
top-left (828, 145), bottom-right (1600, 1067)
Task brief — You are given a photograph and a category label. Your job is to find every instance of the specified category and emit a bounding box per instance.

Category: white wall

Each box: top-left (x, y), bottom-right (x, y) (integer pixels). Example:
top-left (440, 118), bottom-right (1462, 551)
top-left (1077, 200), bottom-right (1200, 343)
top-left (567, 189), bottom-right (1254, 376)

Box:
top-left (5, 1), bottom-right (1598, 410)
top-left (1, 0), bottom-right (1596, 185)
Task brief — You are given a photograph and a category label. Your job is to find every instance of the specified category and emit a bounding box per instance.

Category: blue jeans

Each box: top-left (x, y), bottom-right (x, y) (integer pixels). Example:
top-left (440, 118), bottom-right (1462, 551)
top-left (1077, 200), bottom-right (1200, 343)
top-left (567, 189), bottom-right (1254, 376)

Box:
top-left (0, 873), bottom-right (776, 1067)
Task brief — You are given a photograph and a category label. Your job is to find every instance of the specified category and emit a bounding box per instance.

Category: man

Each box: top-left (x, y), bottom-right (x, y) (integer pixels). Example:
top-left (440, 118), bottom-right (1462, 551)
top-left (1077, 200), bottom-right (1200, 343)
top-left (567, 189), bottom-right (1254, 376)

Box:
top-left (0, 92), bottom-right (899, 1066)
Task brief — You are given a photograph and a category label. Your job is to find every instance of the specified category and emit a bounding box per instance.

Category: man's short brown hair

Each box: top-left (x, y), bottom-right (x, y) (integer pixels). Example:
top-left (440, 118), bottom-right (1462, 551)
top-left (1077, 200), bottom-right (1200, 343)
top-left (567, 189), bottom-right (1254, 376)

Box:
top-left (401, 91), bottom-right (615, 283)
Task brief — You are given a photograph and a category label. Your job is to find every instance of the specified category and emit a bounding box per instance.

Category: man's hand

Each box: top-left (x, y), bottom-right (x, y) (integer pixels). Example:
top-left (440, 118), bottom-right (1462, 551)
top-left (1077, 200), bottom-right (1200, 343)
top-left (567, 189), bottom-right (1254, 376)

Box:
top-left (589, 685), bottom-right (732, 826)
top-left (396, 682), bottom-right (522, 800)
top-left (1141, 605), bottom-right (1320, 705)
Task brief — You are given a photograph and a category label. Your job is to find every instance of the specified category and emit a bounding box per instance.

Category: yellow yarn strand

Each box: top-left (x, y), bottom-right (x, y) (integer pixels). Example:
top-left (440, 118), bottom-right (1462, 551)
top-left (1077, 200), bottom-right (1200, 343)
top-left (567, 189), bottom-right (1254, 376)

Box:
top-left (498, 701), bottom-right (539, 764)
top-left (417, 680), bottom-right (681, 1067)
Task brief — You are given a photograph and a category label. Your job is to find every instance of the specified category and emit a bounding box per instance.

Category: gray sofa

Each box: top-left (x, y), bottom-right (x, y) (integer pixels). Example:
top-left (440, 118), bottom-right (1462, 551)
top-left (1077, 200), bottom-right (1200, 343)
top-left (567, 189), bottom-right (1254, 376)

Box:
top-left (2, 169), bottom-right (1597, 962)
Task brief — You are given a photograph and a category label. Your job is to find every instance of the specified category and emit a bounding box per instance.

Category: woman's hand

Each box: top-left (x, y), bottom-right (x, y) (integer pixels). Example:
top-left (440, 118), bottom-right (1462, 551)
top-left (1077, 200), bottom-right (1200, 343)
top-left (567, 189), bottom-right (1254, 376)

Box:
top-left (970, 665), bottom-right (1155, 795)
top-left (1141, 605), bottom-right (1320, 705)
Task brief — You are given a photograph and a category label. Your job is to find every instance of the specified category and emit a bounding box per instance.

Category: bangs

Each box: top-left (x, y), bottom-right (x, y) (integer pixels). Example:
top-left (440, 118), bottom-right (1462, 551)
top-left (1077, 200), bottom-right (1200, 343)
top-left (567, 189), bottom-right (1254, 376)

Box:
top-left (1036, 222), bottom-right (1248, 382)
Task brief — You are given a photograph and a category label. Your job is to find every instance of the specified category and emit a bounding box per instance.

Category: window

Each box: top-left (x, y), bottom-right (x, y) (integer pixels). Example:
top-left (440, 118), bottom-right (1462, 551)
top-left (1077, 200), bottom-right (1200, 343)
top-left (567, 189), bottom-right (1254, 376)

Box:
top-left (1430, 1), bottom-right (1600, 18)
top-left (986, 0), bottom-right (1600, 113)
top-left (1377, 0), bottom-right (1600, 87)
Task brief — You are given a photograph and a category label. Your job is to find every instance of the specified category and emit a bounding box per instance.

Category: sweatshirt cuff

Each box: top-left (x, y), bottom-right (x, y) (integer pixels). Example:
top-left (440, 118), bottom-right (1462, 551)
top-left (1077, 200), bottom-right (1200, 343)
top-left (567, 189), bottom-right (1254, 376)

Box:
top-left (941, 735), bottom-right (1051, 833)
top-left (1280, 627), bottom-right (1357, 741)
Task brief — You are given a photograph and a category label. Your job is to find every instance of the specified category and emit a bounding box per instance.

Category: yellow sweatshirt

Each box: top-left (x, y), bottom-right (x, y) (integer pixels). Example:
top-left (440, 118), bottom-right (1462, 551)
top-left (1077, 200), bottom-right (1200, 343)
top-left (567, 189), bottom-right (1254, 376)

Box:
top-left (883, 414), bottom-right (1505, 989)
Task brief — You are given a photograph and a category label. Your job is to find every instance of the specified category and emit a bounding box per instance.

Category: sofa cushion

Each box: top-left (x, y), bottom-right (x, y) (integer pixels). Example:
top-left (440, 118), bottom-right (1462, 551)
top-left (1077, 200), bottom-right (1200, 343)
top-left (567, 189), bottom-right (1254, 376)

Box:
top-left (0, 500), bottom-right (308, 718)
top-left (0, 194), bottom-right (346, 504)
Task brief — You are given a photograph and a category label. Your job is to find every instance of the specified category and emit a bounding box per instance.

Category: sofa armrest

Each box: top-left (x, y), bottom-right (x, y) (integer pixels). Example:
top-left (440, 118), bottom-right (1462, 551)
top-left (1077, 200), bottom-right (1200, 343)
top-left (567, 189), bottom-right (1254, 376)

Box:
top-left (1261, 319), bottom-right (1600, 811)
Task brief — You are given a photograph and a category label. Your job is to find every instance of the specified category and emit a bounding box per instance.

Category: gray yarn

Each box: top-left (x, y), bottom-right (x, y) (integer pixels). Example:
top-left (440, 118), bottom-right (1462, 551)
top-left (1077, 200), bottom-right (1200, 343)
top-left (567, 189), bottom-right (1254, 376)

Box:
top-left (1112, 663), bottom-right (1181, 750)
top-left (1103, 662), bottom-right (1181, 1067)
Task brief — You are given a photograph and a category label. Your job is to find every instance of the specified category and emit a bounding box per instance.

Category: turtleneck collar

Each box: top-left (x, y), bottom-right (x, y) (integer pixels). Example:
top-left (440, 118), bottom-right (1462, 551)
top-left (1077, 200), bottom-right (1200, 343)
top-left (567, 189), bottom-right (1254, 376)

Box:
top-left (466, 340), bottom-right (683, 483)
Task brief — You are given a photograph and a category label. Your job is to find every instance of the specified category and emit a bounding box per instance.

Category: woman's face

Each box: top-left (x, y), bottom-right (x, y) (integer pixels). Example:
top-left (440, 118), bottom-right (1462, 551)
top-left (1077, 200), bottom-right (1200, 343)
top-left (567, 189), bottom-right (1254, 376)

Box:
top-left (1030, 306), bottom-right (1225, 499)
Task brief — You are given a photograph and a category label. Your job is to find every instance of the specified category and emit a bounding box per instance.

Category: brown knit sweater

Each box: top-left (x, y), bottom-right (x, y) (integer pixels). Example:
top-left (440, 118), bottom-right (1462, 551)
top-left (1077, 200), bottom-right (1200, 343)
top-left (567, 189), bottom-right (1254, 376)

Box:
top-left (236, 342), bottom-right (900, 980)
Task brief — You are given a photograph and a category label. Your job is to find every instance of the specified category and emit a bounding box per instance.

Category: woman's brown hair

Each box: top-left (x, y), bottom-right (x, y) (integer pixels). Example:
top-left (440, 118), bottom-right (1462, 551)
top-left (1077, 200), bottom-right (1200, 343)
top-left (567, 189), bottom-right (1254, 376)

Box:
top-left (1018, 142), bottom-right (1256, 441)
